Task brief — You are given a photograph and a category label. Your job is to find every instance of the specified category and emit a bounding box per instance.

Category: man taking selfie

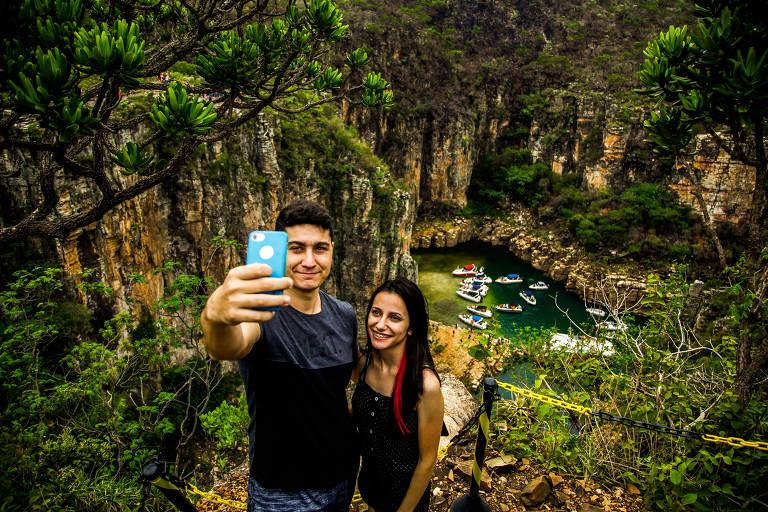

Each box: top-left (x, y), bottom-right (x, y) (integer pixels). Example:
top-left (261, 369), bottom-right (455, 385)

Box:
top-left (201, 199), bottom-right (359, 511)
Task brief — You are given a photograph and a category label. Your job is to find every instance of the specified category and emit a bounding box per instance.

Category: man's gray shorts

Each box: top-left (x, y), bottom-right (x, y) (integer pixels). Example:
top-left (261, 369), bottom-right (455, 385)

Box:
top-left (246, 474), bottom-right (356, 512)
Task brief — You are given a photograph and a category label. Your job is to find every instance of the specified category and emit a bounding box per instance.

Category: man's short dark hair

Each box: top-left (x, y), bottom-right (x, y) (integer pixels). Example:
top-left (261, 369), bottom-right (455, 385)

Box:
top-left (275, 199), bottom-right (333, 238)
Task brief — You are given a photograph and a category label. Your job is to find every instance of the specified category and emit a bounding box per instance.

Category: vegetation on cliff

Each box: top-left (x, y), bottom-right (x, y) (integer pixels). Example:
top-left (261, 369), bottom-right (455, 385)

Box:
top-left (0, 0), bottom-right (393, 245)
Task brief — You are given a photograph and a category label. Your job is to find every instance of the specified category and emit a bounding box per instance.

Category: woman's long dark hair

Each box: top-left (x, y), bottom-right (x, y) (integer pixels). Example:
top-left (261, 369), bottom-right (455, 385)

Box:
top-left (363, 277), bottom-right (437, 435)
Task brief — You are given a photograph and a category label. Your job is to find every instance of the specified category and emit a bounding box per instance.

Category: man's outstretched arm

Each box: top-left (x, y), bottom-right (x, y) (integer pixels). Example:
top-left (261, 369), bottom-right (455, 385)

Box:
top-left (201, 263), bottom-right (292, 360)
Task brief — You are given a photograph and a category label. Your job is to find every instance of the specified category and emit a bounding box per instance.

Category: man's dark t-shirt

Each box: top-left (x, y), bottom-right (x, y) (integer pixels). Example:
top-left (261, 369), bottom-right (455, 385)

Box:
top-left (238, 291), bottom-right (359, 491)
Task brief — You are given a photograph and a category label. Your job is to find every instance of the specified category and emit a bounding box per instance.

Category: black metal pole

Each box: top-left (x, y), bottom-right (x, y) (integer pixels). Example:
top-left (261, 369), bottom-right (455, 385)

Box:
top-left (140, 459), bottom-right (198, 512)
top-left (450, 377), bottom-right (498, 512)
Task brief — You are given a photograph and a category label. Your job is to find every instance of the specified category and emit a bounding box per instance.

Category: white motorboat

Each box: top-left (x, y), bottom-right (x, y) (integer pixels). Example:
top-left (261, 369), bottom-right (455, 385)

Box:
top-left (495, 273), bottom-right (523, 284)
top-left (549, 333), bottom-right (615, 356)
top-left (520, 290), bottom-right (537, 305)
top-left (461, 277), bottom-right (487, 287)
top-left (495, 303), bottom-right (523, 313)
top-left (529, 281), bottom-right (549, 290)
top-left (459, 283), bottom-right (488, 296)
top-left (586, 307), bottom-right (607, 317)
top-left (456, 289), bottom-right (482, 302)
top-left (458, 314), bottom-right (488, 330)
top-left (474, 272), bottom-right (492, 284)
top-left (467, 305), bottom-right (492, 318)
top-left (452, 264), bottom-right (478, 277)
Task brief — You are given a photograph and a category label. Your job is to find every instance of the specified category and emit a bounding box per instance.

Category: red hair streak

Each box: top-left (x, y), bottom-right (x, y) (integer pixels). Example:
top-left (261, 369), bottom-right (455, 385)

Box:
top-left (392, 351), bottom-right (411, 435)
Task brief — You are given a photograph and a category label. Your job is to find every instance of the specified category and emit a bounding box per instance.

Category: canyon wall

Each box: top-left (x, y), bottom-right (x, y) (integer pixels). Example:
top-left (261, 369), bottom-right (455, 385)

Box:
top-left (338, 1), bottom-right (754, 230)
top-left (3, 112), bottom-right (414, 325)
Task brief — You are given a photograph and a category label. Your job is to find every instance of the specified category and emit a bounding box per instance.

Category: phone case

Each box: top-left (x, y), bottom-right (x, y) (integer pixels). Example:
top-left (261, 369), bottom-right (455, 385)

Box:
top-left (246, 230), bottom-right (288, 311)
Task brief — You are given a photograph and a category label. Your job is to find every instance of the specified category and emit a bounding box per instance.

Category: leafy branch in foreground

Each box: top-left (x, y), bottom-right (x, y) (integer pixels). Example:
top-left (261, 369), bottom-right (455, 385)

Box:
top-left (0, 0), bottom-right (394, 244)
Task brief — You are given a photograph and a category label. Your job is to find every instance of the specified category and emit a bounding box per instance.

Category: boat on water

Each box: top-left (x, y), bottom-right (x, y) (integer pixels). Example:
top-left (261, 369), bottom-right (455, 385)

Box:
top-left (520, 290), bottom-right (537, 305)
top-left (459, 283), bottom-right (488, 296)
top-left (585, 307), bottom-right (607, 317)
top-left (467, 305), bottom-right (492, 318)
top-left (495, 303), bottom-right (523, 313)
top-left (474, 272), bottom-right (492, 284)
top-left (495, 273), bottom-right (523, 284)
top-left (529, 281), bottom-right (549, 290)
top-left (452, 264), bottom-right (478, 276)
top-left (461, 277), bottom-right (488, 287)
top-left (549, 333), bottom-right (615, 356)
top-left (456, 289), bottom-right (482, 302)
top-left (458, 314), bottom-right (488, 330)
top-left (597, 320), bottom-right (628, 332)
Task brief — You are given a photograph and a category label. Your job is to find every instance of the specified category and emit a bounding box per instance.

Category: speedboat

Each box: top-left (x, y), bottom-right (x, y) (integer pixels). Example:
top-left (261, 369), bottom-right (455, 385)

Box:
top-left (456, 289), bottom-right (482, 302)
top-left (549, 333), bottom-right (615, 356)
top-left (495, 303), bottom-right (523, 313)
top-left (520, 290), bottom-right (537, 305)
top-left (474, 272), bottom-right (492, 284)
top-left (586, 307), bottom-right (607, 317)
top-left (495, 273), bottom-right (523, 284)
top-left (459, 283), bottom-right (488, 296)
top-left (467, 305), bottom-right (492, 318)
top-left (529, 281), bottom-right (549, 290)
top-left (461, 277), bottom-right (487, 287)
top-left (458, 314), bottom-right (488, 330)
top-left (452, 264), bottom-right (478, 277)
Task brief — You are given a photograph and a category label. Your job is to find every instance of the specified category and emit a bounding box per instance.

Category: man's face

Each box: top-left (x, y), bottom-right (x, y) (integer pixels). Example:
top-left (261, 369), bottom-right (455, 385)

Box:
top-left (284, 224), bottom-right (333, 292)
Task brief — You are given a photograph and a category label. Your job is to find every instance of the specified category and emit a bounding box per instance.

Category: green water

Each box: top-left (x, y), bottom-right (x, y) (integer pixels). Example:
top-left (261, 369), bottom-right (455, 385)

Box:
top-left (413, 240), bottom-right (591, 339)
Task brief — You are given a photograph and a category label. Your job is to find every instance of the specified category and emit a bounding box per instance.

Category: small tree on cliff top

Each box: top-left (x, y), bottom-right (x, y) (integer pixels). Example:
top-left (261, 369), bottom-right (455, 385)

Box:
top-left (0, 0), bottom-right (393, 244)
top-left (638, 0), bottom-right (767, 402)
top-left (638, 0), bottom-right (767, 257)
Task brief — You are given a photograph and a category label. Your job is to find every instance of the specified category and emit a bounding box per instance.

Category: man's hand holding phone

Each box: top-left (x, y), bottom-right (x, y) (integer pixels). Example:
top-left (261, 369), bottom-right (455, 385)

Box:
top-left (203, 263), bottom-right (292, 326)
top-left (204, 230), bottom-right (290, 325)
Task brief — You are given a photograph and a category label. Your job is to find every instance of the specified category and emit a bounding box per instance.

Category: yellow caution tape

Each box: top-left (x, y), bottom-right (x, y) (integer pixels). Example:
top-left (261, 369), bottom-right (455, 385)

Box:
top-left (187, 482), bottom-right (247, 510)
top-left (701, 434), bottom-right (768, 452)
top-left (494, 380), bottom-right (768, 452)
top-left (495, 380), bottom-right (591, 415)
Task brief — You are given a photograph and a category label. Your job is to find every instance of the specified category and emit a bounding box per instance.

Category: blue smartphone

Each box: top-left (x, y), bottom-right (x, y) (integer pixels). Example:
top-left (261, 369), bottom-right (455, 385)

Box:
top-left (246, 230), bottom-right (288, 311)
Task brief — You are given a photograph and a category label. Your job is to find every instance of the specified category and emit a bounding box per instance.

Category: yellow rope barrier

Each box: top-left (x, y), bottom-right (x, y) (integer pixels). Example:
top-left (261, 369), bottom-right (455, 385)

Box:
top-left (494, 380), bottom-right (768, 452)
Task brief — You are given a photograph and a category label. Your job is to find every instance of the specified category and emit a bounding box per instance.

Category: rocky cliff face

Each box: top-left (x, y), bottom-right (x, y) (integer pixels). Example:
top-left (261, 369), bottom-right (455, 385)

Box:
top-left (5, 111), bottom-right (414, 325)
top-left (338, 1), bottom-right (755, 230)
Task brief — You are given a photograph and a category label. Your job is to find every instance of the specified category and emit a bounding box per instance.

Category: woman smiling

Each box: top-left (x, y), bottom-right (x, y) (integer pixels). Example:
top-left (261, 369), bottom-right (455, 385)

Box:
top-left (352, 278), bottom-right (445, 512)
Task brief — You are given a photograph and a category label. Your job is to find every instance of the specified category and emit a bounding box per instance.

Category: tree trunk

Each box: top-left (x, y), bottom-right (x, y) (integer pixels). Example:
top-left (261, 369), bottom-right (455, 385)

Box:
top-left (733, 114), bottom-right (768, 403)
top-left (733, 258), bottom-right (768, 403)
top-left (682, 161), bottom-right (727, 269)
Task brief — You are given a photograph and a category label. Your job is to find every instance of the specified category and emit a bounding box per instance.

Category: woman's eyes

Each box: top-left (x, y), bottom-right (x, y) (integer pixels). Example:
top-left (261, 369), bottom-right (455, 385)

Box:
top-left (370, 310), bottom-right (402, 321)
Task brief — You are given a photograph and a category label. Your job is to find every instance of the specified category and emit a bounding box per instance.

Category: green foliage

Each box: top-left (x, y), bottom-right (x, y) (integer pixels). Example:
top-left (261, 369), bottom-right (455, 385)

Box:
top-left (0, 239), bottom-right (245, 509)
top-left (0, 0), bottom-right (392, 244)
top-left (469, 148), bottom-right (550, 207)
top-left (148, 81), bottom-right (217, 137)
top-left (200, 395), bottom-right (249, 451)
top-left (490, 268), bottom-right (768, 511)
top-left (559, 183), bottom-right (693, 253)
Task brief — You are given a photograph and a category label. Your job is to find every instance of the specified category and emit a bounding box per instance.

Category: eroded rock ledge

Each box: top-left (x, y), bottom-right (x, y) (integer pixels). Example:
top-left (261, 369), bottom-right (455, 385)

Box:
top-left (411, 213), bottom-right (648, 307)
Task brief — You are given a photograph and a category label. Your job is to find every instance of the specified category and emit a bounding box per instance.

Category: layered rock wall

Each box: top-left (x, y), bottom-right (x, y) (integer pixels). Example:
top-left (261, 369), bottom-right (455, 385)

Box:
top-left (4, 113), bottom-right (414, 325)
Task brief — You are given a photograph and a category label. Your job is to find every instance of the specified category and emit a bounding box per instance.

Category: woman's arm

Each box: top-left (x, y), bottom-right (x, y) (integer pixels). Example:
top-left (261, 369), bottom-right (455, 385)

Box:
top-left (395, 369), bottom-right (444, 512)
top-left (348, 348), bottom-right (366, 416)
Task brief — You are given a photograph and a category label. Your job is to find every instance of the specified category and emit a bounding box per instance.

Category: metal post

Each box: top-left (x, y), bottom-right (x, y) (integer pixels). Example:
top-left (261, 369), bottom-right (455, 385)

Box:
top-left (450, 377), bottom-right (498, 512)
top-left (140, 459), bottom-right (198, 512)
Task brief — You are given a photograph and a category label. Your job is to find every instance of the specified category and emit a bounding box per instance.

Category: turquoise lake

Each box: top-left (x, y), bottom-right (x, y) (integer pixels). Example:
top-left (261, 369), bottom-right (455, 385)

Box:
top-left (413, 241), bottom-right (592, 340)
